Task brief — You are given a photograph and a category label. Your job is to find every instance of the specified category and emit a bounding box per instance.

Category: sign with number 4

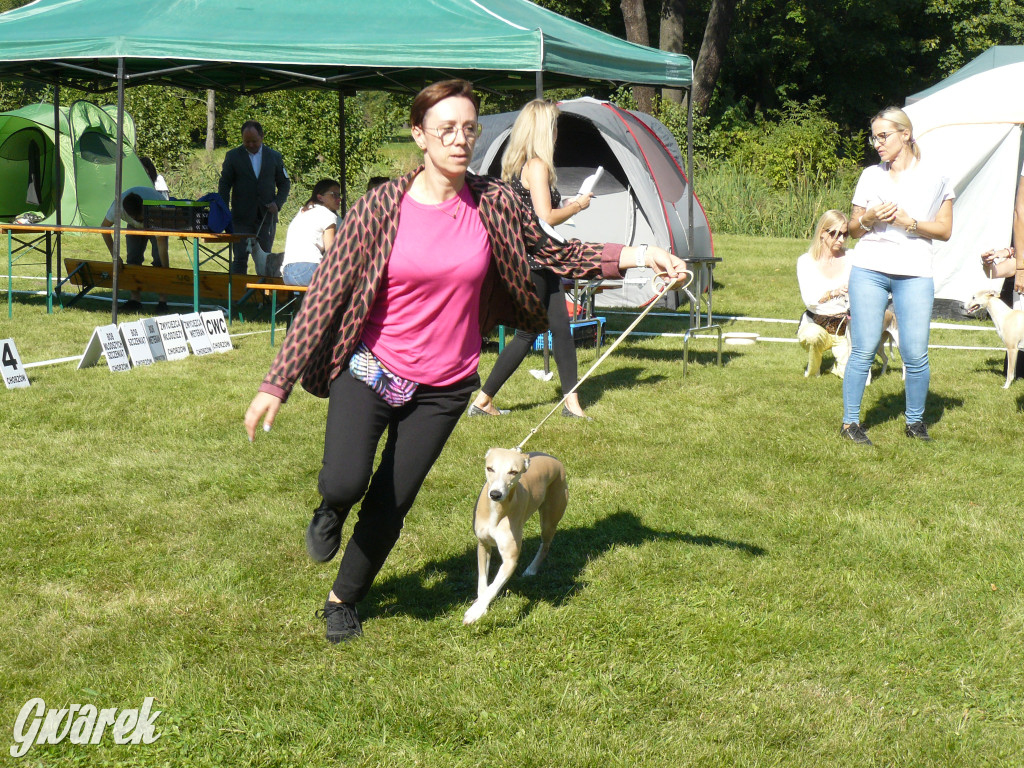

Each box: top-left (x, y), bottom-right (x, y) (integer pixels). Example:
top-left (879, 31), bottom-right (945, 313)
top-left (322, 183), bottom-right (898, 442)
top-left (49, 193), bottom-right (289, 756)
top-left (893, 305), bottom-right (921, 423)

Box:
top-left (1, 338), bottom-right (30, 389)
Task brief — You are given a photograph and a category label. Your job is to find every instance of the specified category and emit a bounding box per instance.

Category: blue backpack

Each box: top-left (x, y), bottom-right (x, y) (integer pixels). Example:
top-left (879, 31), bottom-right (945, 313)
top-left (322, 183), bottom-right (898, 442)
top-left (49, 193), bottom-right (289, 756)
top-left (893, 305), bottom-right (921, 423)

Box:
top-left (198, 192), bottom-right (233, 234)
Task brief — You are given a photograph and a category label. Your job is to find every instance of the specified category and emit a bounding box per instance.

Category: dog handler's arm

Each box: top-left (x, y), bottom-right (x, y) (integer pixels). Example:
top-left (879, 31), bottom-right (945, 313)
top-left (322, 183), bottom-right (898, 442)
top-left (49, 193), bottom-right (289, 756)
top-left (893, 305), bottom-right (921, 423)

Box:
top-left (1014, 174), bottom-right (1024, 294)
top-left (619, 245), bottom-right (689, 283)
top-left (245, 391), bottom-right (282, 442)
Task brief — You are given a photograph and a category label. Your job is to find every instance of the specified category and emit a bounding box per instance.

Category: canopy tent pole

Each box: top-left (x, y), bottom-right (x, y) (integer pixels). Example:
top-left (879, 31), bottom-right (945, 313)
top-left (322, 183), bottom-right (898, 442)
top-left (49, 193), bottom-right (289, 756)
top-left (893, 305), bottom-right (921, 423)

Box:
top-left (535, 71), bottom-right (543, 99)
top-left (686, 86), bottom-right (694, 256)
top-left (111, 57), bottom-right (125, 324)
top-left (338, 91), bottom-right (347, 210)
top-left (52, 85), bottom-right (62, 306)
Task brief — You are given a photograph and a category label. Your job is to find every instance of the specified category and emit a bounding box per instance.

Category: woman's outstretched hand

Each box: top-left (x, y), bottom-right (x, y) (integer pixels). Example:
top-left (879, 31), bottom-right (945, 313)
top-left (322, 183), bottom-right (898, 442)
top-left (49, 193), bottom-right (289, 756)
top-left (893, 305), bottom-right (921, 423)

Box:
top-left (244, 391), bottom-right (283, 442)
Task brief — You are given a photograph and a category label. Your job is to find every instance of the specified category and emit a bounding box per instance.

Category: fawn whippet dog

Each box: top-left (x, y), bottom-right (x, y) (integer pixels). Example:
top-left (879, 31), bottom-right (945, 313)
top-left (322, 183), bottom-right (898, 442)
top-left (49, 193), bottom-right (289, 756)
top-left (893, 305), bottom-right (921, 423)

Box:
top-left (464, 448), bottom-right (568, 625)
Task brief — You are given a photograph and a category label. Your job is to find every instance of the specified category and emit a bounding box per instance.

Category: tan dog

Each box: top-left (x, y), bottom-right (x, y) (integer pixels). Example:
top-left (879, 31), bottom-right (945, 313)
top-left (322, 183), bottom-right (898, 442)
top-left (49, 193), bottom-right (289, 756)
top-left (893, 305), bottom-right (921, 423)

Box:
top-left (965, 289), bottom-right (1024, 388)
top-left (875, 307), bottom-right (903, 380)
top-left (463, 448), bottom-right (568, 625)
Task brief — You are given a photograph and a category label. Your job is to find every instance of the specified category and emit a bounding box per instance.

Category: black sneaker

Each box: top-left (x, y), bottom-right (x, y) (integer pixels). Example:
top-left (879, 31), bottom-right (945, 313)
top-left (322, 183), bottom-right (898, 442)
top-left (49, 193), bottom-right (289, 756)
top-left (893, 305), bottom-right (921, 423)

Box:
top-left (905, 422), bottom-right (932, 441)
top-left (119, 299), bottom-right (143, 312)
top-left (305, 500), bottom-right (347, 562)
top-left (840, 423), bottom-right (873, 445)
top-left (316, 599), bottom-right (362, 644)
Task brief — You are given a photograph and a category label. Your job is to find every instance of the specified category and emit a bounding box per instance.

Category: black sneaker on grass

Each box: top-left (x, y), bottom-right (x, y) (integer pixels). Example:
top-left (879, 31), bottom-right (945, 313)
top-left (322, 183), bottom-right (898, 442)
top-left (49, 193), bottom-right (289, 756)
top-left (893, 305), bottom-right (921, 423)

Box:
top-left (840, 423), bottom-right (872, 445)
top-left (316, 599), bottom-right (362, 644)
top-left (905, 421), bottom-right (932, 441)
top-left (305, 500), bottom-right (347, 562)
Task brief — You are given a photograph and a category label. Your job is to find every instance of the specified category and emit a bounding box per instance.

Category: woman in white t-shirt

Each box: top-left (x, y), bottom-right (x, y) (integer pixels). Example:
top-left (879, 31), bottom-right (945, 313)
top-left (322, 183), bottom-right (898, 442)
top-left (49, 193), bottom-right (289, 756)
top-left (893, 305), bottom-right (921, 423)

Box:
top-left (797, 209), bottom-right (852, 377)
top-left (842, 107), bottom-right (955, 445)
top-left (281, 178), bottom-right (341, 286)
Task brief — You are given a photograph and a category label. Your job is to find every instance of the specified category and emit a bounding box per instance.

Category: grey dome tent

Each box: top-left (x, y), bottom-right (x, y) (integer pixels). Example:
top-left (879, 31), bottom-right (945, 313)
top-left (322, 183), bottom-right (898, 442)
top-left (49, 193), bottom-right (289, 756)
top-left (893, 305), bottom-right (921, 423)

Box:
top-left (470, 97), bottom-right (714, 308)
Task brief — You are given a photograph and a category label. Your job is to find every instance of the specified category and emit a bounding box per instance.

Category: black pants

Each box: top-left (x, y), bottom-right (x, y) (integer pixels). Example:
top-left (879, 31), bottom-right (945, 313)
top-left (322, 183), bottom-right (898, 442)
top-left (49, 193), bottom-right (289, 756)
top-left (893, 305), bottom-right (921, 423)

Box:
top-left (481, 268), bottom-right (579, 397)
top-left (320, 369), bottom-right (479, 604)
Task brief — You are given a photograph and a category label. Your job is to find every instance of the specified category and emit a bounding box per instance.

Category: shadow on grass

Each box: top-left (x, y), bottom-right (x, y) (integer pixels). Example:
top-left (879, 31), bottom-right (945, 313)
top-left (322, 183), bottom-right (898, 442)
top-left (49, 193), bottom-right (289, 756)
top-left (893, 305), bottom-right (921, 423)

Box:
top-left (612, 345), bottom-right (741, 368)
top-left (862, 389), bottom-right (965, 429)
top-left (365, 509), bottom-right (766, 623)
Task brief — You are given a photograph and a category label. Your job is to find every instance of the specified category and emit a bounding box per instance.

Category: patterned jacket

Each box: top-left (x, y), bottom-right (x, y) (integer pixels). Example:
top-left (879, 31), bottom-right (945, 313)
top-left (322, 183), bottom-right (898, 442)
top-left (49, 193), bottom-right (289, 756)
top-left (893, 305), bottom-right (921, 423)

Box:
top-left (260, 167), bottom-right (624, 400)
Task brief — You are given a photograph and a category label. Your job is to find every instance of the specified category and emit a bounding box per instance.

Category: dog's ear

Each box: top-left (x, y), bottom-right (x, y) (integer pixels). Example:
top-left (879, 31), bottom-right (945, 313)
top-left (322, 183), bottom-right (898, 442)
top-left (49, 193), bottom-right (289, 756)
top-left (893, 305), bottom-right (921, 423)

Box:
top-left (522, 456), bottom-right (531, 473)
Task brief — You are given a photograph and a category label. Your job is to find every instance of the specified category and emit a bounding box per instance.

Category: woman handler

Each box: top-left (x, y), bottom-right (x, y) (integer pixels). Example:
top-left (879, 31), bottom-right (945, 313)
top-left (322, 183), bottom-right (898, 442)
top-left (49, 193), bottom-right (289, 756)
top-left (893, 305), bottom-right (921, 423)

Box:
top-left (243, 80), bottom-right (688, 644)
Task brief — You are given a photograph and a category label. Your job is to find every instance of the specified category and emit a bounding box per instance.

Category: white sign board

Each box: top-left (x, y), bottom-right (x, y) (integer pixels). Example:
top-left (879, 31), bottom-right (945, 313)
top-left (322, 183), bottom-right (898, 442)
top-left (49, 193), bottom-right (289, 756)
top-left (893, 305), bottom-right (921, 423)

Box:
top-left (119, 320), bottom-right (156, 367)
top-left (78, 324), bottom-right (132, 372)
top-left (179, 312), bottom-right (214, 356)
top-left (200, 310), bottom-right (233, 354)
top-left (156, 315), bottom-right (190, 361)
top-left (1, 338), bottom-right (30, 389)
top-left (142, 318), bottom-right (167, 362)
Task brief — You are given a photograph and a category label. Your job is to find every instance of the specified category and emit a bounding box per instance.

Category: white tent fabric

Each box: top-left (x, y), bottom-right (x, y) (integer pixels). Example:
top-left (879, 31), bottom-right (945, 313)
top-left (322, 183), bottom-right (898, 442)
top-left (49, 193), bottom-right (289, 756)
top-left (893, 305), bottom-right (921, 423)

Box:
top-left (904, 59), bottom-right (1024, 304)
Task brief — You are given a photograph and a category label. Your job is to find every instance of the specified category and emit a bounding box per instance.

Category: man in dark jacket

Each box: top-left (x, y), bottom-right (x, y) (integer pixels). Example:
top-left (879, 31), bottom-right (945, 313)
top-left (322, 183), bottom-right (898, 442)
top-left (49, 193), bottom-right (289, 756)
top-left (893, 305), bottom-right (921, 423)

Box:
top-left (218, 120), bottom-right (290, 274)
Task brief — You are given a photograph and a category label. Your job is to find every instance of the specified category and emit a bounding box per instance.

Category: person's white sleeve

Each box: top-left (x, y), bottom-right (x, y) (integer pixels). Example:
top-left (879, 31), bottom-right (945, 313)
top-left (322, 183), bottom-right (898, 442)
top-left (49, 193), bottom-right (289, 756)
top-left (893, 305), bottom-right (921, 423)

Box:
top-left (796, 254), bottom-right (822, 309)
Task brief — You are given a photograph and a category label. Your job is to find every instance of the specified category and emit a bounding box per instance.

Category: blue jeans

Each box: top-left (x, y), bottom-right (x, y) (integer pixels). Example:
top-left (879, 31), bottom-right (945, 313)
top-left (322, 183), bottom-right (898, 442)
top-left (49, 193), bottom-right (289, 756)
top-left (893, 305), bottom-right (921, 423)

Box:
top-left (842, 267), bottom-right (933, 425)
top-left (282, 261), bottom-right (318, 287)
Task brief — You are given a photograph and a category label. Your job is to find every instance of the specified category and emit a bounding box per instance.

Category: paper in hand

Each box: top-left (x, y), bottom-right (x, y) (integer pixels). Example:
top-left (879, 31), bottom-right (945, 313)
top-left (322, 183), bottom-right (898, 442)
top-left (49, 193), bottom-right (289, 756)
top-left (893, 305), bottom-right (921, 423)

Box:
top-left (577, 166), bottom-right (604, 197)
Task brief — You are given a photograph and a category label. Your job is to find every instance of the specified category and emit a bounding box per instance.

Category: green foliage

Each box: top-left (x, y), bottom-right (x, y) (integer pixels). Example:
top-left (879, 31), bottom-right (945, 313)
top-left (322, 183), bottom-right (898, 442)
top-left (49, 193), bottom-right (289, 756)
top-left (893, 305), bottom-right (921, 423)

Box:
top-left (123, 86), bottom-right (208, 169)
top-left (925, 0), bottom-right (1024, 74)
top-left (730, 99), bottom-right (858, 189)
top-left (221, 90), bottom-right (405, 192)
top-left (695, 161), bottom-right (859, 238)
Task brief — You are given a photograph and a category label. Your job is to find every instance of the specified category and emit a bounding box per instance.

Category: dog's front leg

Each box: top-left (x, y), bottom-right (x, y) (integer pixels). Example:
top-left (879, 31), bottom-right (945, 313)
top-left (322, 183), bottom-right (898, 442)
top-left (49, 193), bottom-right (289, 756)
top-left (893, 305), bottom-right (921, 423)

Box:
top-left (475, 541), bottom-right (491, 600)
top-left (464, 533), bottom-right (520, 625)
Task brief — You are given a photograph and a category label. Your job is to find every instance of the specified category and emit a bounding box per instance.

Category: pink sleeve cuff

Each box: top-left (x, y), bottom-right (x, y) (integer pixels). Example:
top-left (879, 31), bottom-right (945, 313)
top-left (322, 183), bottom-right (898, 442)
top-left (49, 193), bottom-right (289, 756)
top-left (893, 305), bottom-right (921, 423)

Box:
top-left (600, 243), bottom-right (624, 279)
top-left (259, 381), bottom-right (289, 402)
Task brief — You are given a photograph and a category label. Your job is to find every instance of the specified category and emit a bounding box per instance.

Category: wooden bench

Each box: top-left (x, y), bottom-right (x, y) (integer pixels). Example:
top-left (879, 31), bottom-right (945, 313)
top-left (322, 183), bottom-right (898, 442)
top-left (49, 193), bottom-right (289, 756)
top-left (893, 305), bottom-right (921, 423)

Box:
top-left (63, 258), bottom-right (284, 312)
top-left (246, 282), bottom-right (308, 345)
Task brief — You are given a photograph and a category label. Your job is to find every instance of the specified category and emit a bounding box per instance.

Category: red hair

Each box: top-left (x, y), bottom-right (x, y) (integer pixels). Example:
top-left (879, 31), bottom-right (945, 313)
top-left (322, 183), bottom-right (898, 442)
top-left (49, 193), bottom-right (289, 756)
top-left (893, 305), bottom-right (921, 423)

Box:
top-left (409, 79), bottom-right (479, 128)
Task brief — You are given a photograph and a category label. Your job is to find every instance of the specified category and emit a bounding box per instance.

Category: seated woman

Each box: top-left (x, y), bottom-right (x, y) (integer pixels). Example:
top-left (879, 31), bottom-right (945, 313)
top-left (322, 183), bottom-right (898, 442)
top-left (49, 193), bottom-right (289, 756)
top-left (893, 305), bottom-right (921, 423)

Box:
top-left (281, 179), bottom-right (341, 287)
top-left (797, 210), bottom-right (852, 377)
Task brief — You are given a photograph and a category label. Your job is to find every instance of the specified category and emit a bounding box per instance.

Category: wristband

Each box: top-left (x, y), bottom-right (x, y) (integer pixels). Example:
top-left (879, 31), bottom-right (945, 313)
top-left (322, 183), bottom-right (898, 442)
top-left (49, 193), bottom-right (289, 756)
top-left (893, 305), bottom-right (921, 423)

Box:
top-left (858, 216), bottom-right (872, 232)
top-left (634, 244), bottom-right (648, 269)
top-left (907, 219), bottom-right (918, 234)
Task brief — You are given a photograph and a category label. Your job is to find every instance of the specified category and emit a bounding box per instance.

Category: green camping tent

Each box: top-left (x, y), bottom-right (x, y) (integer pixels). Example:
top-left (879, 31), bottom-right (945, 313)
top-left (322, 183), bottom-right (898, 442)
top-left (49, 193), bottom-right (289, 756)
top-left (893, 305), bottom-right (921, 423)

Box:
top-left (0, 100), bottom-right (151, 226)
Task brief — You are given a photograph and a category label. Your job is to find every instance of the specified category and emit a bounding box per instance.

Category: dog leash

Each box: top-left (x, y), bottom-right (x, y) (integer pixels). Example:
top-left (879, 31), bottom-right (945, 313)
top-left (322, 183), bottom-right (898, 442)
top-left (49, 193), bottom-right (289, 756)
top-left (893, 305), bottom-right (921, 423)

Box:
top-left (515, 269), bottom-right (694, 452)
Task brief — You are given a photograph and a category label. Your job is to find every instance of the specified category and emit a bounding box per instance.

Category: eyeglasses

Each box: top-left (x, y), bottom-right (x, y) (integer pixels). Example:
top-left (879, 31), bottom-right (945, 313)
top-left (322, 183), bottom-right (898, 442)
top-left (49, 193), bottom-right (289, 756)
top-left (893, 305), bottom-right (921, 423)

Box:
top-left (869, 130), bottom-right (901, 147)
top-left (423, 122), bottom-right (483, 146)
top-left (323, 191), bottom-right (341, 198)
top-left (826, 228), bottom-right (848, 238)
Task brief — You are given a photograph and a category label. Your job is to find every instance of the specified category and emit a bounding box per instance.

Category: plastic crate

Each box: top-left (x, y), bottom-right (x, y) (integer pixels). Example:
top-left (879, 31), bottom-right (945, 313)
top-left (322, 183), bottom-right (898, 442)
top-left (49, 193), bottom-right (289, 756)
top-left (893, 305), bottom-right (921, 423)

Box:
top-left (141, 199), bottom-right (210, 232)
top-left (531, 317), bottom-right (605, 350)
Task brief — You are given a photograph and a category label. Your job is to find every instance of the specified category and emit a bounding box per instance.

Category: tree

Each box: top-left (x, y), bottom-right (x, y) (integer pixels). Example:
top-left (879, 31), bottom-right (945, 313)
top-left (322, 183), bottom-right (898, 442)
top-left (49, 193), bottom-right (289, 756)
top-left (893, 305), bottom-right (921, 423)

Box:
top-left (619, 0), bottom-right (656, 112)
top-left (658, 0), bottom-right (688, 104)
top-left (691, 0), bottom-right (737, 113)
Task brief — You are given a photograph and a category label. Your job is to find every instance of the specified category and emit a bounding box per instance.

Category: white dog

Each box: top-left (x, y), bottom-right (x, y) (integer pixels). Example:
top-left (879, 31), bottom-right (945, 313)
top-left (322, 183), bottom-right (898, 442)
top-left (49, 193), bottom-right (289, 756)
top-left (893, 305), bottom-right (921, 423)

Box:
top-left (965, 289), bottom-right (1024, 388)
top-left (463, 448), bottom-right (568, 625)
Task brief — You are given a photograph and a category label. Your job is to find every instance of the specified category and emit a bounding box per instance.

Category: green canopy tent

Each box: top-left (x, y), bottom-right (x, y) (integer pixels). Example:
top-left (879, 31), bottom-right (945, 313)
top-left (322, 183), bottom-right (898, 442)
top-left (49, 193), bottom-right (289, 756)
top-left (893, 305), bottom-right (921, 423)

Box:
top-left (0, 0), bottom-right (694, 319)
top-left (0, 100), bottom-right (151, 226)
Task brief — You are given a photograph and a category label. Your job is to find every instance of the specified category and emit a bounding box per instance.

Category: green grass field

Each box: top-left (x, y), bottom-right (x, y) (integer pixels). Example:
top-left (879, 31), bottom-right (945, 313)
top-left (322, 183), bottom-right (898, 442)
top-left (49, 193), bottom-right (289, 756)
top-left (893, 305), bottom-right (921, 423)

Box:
top-left (1, 232), bottom-right (1022, 767)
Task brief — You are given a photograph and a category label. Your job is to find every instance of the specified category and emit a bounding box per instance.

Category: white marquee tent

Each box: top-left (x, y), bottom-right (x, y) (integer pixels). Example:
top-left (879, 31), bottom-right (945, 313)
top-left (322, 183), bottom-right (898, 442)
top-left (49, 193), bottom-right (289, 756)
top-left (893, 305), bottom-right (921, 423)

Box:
top-left (904, 47), bottom-right (1024, 312)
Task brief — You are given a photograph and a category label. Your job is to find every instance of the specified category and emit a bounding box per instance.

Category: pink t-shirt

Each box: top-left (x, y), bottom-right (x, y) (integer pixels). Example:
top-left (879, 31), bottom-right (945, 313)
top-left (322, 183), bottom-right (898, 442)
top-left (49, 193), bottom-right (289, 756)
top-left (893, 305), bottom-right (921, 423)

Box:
top-left (362, 184), bottom-right (492, 386)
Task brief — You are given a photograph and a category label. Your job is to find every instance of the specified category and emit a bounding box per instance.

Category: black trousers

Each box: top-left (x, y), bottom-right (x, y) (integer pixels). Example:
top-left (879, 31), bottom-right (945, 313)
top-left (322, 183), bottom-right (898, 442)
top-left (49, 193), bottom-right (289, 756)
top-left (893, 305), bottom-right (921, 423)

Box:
top-left (481, 268), bottom-right (579, 397)
top-left (320, 369), bottom-right (479, 604)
